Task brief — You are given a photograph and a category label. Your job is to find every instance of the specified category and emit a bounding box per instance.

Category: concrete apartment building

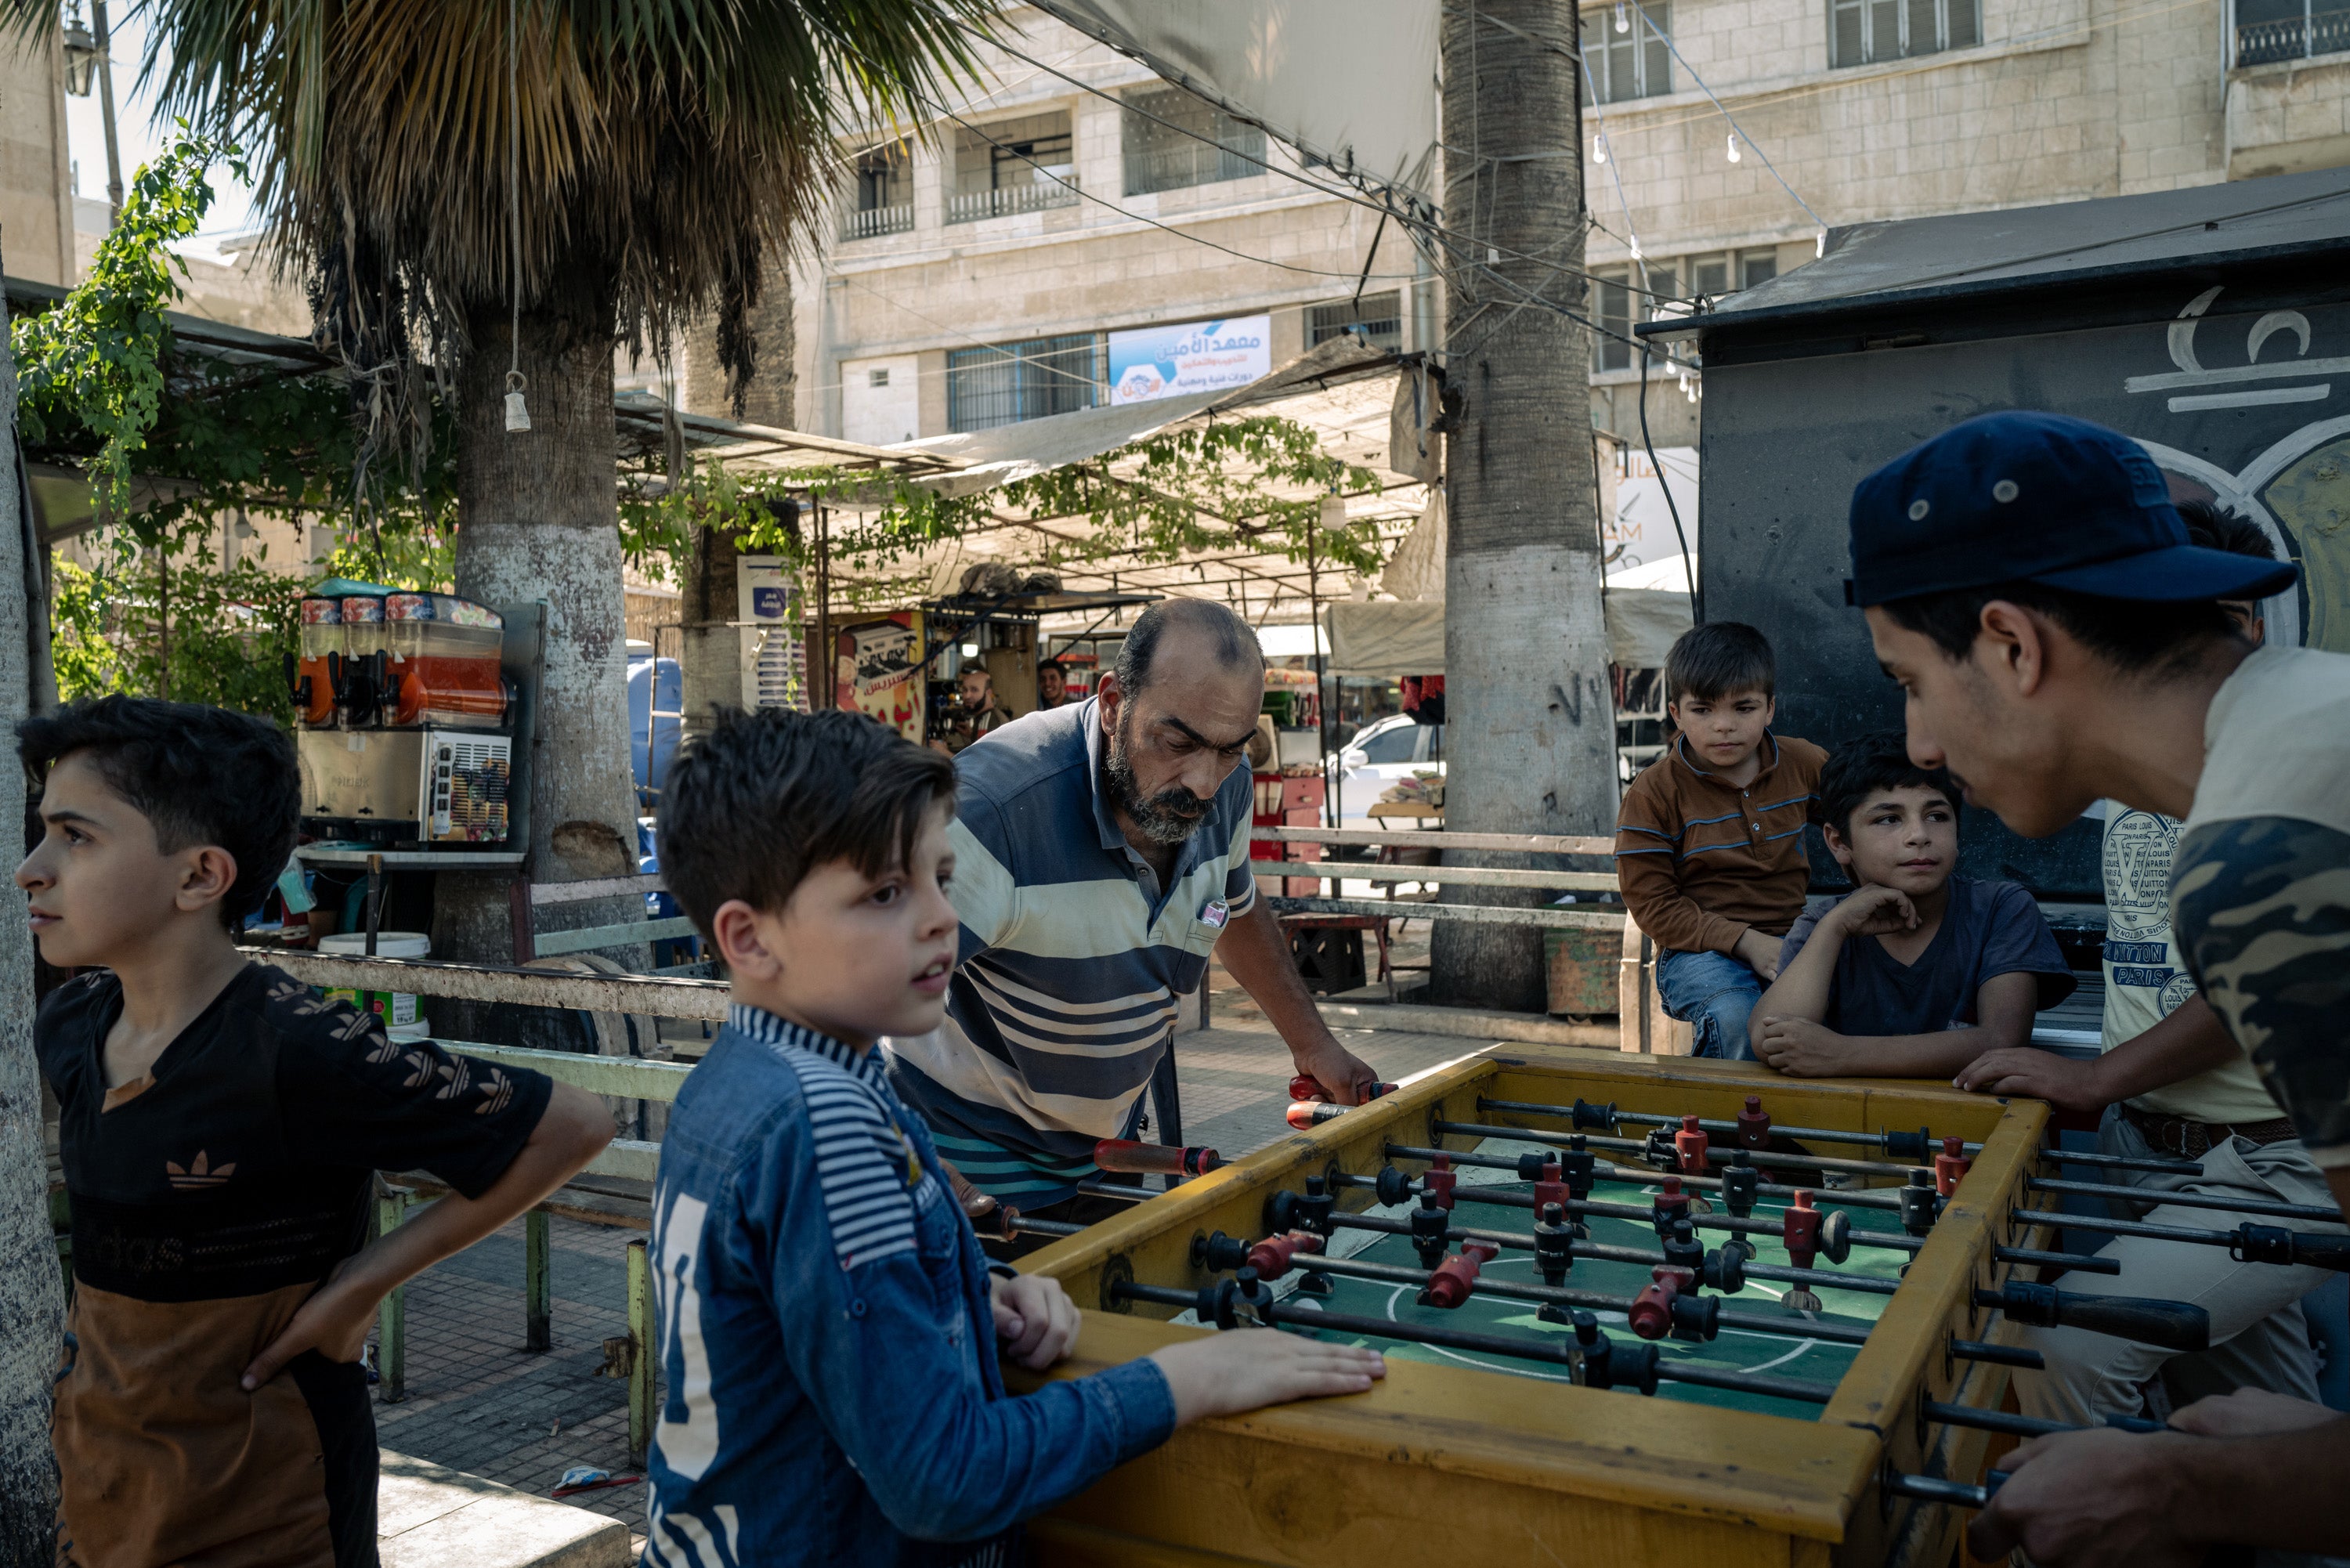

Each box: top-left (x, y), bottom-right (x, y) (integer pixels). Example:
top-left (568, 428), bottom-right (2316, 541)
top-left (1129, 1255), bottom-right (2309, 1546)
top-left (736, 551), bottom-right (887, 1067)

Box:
top-left (780, 0), bottom-right (2349, 460)
top-left (777, 6), bottom-right (1405, 453)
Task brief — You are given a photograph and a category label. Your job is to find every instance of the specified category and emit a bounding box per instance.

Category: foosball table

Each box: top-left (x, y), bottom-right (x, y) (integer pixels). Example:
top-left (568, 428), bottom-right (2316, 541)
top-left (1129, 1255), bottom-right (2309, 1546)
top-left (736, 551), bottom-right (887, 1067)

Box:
top-left (999, 1046), bottom-right (2271, 1568)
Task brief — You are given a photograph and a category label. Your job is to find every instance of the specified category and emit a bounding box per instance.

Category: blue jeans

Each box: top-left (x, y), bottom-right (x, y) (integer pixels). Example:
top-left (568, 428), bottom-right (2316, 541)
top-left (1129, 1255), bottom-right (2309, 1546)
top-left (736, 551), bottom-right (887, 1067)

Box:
top-left (1656, 948), bottom-right (1762, 1060)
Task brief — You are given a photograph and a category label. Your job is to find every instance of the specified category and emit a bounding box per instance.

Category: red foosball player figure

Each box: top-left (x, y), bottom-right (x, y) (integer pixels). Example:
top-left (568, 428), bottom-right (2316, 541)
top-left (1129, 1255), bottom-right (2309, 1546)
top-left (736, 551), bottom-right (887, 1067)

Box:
top-left (1419, 1242), bottom-right (1500, 1309)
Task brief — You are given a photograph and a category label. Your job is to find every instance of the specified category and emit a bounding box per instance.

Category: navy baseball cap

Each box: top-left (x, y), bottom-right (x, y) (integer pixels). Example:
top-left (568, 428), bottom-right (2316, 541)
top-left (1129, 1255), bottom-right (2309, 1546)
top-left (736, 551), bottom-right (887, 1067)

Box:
top-left (1847, 411), bottom-right (2298, 607)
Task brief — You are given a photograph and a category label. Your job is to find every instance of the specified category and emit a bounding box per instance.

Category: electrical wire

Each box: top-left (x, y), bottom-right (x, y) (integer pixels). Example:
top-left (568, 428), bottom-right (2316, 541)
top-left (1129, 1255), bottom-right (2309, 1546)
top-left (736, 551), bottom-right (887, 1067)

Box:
top-left (919, 95), bottom-right (1420, 282)
top-left (1635, 7), bottom-right (1824, 231)
top-left (931, 14), bottom-right (1688, 308)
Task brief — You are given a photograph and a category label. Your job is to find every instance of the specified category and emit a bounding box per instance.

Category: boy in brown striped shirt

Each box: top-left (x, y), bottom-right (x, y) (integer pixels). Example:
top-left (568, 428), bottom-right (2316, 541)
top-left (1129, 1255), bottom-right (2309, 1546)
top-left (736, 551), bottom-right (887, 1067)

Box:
top-left (1614, 623), bottom-right (1828, 1058)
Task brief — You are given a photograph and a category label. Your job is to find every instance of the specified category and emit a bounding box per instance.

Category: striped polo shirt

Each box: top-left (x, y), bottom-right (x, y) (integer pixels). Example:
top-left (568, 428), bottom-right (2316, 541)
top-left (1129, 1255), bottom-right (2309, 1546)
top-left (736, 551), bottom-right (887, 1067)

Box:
top-left (884, 697), bottom-right (1257, 1206)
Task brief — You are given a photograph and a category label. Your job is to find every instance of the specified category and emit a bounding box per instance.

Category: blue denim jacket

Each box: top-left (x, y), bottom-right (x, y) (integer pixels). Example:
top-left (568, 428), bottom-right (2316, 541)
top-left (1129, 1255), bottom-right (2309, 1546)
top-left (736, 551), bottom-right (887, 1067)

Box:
top-left (641, 1004), bottom-right (1177, 1567)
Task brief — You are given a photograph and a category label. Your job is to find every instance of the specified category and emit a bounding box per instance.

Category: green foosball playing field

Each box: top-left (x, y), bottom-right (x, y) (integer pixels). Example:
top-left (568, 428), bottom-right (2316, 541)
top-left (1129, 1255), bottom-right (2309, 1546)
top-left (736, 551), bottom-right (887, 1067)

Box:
top-left (1265, 1140), bottom-right (1911, 1419)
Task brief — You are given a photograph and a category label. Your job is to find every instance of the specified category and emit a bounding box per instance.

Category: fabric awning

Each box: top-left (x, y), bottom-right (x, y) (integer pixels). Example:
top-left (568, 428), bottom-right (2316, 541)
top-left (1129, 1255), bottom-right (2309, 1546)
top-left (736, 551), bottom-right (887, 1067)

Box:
top-left (1323, 589), bottom-right (1692, 677)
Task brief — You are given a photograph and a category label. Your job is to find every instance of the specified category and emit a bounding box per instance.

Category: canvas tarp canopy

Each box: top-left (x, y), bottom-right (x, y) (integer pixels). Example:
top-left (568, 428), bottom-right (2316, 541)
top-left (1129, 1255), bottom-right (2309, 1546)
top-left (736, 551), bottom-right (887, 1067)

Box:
top-left (1025, 0), bottom-right (1440, 201)
top-left (698, 338), bottom-right (1434, 623)
top-left (1323, 588), bottom-right (1692, 677)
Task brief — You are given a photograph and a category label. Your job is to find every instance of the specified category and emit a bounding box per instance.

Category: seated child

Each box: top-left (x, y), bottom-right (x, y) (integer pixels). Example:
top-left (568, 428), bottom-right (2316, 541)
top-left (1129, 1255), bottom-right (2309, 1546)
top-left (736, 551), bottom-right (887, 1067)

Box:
top-left (643, 707), bottom-right (1384, 1565)
top-left (1616, 622), bottom-right (1828, 1058)
top-left (1749, 728), bottom-right (2076, 1075)
top-left (27, 696), bottom-right (614, 1568)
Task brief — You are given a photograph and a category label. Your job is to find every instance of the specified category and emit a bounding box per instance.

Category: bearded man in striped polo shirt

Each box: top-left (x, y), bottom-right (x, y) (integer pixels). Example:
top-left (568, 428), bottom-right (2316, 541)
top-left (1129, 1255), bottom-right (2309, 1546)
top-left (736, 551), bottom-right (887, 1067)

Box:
top-left (885, 598), bottom-right (1379, 1233)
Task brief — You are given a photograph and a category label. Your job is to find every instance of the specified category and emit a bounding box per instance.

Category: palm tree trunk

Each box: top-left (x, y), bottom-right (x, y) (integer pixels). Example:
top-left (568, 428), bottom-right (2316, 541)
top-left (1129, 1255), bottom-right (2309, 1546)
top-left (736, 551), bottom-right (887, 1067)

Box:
top-left (433, 288), bottom-right (647, 990)
top-left (0, 276), bottom-right (64, 1567)
top-left (1428, 0), bottom-right (1615, 1013)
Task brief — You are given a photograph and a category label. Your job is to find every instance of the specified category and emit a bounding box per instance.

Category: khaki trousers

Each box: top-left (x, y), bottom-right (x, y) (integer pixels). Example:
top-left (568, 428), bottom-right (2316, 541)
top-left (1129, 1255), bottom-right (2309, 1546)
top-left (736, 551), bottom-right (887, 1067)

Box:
top-left (2015, 1107), bottom-right (2345, 1426)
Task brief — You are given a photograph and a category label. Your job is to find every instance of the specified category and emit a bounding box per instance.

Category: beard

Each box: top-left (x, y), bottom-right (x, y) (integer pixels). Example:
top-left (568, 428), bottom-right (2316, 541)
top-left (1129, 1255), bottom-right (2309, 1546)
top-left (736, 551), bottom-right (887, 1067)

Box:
top-left (1105, 713), bottom-right (1212, 847)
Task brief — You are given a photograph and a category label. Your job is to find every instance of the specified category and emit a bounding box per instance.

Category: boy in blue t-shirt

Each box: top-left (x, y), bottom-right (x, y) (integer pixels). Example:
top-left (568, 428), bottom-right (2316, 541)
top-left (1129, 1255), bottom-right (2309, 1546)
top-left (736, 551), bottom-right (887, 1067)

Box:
top-left (1750, 729), bottom-right (2074, 1076)
top-left (642, 709), bottom-right (1383, 1566)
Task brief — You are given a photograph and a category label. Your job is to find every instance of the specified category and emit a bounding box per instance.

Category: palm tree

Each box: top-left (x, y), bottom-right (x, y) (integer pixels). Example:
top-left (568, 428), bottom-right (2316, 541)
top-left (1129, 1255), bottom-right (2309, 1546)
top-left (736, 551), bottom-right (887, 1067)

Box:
top-left (117, 1), bottom-right (991, 959)
top-left (1430, 0), bottom-right (1618, 1013)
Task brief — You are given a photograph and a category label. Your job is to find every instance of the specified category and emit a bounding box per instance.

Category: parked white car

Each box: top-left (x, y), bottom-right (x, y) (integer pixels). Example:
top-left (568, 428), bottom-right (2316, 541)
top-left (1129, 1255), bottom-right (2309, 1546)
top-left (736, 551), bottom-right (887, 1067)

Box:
top-left (1331, 713), bottom-right (1444, 826)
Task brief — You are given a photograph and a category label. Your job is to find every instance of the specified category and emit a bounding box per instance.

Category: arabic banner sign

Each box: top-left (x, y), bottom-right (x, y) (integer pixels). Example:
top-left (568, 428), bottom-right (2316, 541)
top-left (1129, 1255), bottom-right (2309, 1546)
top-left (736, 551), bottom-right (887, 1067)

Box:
top-left (1106, 316), bottom-right (1271, 405)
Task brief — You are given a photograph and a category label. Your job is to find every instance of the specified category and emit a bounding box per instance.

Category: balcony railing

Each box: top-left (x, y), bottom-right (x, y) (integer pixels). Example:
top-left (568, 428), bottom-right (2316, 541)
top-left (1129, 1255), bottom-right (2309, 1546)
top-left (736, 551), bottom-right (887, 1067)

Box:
top-left (2236, 9), bottom-right (2350, 65)
top-left (839, 203), bottom-right (914, 242)
top-left (945, 179), bottom-right (1079, 225)
top-left (1123, 143), bottom-right (1261, 197)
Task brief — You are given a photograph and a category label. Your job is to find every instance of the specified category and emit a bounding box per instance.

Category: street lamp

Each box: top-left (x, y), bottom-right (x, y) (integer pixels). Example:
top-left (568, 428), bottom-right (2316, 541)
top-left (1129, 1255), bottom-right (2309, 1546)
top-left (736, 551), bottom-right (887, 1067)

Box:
top-left (60, 4), bottom-right (97, 96)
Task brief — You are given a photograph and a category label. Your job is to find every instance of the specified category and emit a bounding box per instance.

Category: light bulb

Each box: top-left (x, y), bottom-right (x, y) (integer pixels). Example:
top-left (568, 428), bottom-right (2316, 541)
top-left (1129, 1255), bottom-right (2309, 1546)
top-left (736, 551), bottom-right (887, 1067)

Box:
top-left (1593, 135), bottom-right (1607, 164)
top-left (1726, 134), bottom-right (1741, 164)
top-left (1616, 2), bottom-right (1630, 31)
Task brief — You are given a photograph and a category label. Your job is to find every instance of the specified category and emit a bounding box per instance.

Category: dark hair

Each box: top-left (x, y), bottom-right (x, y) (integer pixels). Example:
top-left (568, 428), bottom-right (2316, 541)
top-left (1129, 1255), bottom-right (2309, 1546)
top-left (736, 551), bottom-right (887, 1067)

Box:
top-left (658, 708), bottom-right (954, 936)
top-left (2177, 499), bottom-right (2280, 565)
top-left (1038, 658), bottom-right (1066, 675)
top-left (1877, 580), bottom-right (2237, 673)
top-left (1112, 598), bottom-right (1262, 699)
top-left (1816, 728), bottom-right (1959, 841)
top-left (17, 695), bottom-right (298, 927)
top-left (1665, 622), bottom-right (1775, 705)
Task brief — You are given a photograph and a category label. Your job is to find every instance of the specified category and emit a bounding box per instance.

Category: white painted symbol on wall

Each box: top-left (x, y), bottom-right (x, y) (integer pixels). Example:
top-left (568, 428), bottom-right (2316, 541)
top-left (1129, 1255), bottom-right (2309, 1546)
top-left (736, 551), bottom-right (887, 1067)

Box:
top-left (2125, 285), bottom-right (2350, 414)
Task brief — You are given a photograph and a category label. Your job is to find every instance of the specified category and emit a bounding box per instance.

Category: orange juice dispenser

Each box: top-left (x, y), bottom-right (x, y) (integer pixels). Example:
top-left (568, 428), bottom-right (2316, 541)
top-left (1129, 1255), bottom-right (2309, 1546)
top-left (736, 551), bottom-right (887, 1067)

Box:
top-left (291, 584), bottom-right (519, 846)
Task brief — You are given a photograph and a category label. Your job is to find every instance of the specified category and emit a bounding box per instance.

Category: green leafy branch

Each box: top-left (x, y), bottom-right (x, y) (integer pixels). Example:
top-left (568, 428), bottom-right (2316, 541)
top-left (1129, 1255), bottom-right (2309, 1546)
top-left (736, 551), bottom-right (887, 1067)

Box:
top-left (14, 128), bottom-right (246, 515)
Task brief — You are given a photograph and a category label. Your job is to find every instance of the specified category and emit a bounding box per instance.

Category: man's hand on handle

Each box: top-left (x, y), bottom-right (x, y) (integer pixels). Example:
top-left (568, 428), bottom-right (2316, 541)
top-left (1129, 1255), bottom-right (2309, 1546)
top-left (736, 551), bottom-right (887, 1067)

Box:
top-left (1289, 1032), bottom-right (1380, 1106)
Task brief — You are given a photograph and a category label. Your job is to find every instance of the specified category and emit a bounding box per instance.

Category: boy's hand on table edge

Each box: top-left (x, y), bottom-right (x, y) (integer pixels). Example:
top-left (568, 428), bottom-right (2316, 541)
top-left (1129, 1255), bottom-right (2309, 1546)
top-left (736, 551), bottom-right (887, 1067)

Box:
top-left (1953, 1046), bottom-right (2103, 1110)
top-left (1752, 1017), bottom-right (1853, 1076)
top-left (990, 1273), bottom-right (1080, 1371)
top-left (242, 1259), bottom-right (376, 1390)
top-left (1147, 1333), bottom-right (1385, 1425)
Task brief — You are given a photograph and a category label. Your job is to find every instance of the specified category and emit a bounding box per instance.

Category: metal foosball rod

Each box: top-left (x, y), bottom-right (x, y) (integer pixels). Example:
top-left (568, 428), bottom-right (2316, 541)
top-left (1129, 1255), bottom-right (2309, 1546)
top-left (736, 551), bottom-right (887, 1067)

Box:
top-left (1384, 1132), bottom-right (1915, 1214)
top-left (1291, 1205), bottom-right (1900, 1302)
top-left (2007, 1209), bottom-right (2350, 1272)
top-left (2021, 1176), bottom-right (2341, 1223)
top-left (1474, 1094), bottom-right (2204, 1176)
top-left (1346, 1160), bottom-right (2123, 1275)
top-left (1485, 1100), bottom-right (2200, 1184)
top-left (1363, 1161), bottom-right (2115, 1278)
top-left (1434, 1117), bottom-right (1936, 1182)
top-left (1108, 1270), bottom-right (1843, 1404)
top-left (1923, 1398), bottom-right (2167, 1441)
top-left (1282, 1244), bottom-right (1871, 1358)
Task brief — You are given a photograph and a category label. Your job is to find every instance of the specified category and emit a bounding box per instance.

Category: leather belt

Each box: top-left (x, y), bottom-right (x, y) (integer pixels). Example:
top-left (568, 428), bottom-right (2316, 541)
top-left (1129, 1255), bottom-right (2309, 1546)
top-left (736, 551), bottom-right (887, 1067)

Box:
top-left (2120, 1104), bottom-right (2299, 1160)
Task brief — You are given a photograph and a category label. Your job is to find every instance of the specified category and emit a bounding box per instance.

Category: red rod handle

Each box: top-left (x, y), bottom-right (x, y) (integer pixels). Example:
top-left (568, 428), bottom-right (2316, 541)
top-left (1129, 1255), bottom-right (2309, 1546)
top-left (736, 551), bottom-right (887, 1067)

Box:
top-left (1092, 1139), bottom-right (1222, 1176)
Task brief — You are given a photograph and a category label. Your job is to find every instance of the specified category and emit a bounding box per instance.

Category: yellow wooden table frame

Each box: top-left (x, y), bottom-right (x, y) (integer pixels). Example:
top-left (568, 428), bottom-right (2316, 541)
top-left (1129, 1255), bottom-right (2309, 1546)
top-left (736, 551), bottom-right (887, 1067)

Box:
top-left (1007, 1046), bottom-right (2053, 1568)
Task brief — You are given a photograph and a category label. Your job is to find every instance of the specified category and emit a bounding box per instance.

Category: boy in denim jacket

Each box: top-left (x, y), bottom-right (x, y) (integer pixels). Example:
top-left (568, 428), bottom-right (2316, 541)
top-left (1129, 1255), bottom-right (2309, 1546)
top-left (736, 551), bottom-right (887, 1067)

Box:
top-left (642, 709), bottom-right (1383, 1566)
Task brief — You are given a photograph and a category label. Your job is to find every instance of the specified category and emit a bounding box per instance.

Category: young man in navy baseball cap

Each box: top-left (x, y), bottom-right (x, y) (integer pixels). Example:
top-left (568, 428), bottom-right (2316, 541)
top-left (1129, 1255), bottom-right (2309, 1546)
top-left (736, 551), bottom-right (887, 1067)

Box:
top-left (1846, 410), bottom-right (2350, 1568)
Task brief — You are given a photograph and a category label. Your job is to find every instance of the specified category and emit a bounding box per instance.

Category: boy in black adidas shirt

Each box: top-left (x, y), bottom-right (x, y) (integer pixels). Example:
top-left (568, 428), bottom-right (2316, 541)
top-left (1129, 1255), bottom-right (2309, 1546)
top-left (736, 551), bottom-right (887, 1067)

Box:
top-left (24, 697), bottom-right (613, 1568)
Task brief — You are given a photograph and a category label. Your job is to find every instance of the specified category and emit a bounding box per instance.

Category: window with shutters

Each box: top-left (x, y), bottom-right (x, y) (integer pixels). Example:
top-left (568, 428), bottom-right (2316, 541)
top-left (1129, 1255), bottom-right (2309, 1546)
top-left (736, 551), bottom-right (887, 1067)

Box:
top-left (1831, 0), bottom-right (1979, 66)
top-left (1582, 2), bottom-right (1673, 101)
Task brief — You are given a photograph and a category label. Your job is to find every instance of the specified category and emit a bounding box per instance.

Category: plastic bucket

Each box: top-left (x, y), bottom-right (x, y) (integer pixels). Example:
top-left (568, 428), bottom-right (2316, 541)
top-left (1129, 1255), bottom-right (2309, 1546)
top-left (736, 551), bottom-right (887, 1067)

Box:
top-left (318, 931), bottom-right (431, 1031)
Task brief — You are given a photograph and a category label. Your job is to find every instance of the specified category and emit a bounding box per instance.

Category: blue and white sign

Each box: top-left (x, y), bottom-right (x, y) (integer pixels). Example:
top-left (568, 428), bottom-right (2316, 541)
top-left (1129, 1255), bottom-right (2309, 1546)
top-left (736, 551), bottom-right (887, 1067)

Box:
top-left (1106, 315), bottom-right (1272, 405)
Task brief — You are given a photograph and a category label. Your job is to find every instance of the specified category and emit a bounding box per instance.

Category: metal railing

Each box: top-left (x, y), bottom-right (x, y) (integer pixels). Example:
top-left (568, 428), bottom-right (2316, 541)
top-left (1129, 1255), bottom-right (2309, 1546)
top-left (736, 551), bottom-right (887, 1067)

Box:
top-left (1249, 826), bottom-right (1629, 933)
top-left (2235, 9), bottom-right (2350, 63)
top-left (1122, 143), bottom-right (1263, 197)
top-left (840, 202), bottom-right (915, 241)
top-left (945, 179), bottom-right (1079, 224)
